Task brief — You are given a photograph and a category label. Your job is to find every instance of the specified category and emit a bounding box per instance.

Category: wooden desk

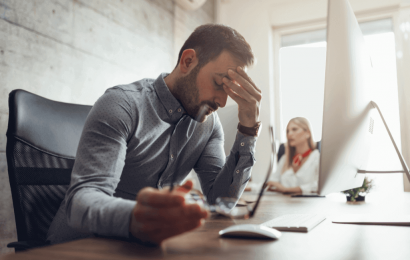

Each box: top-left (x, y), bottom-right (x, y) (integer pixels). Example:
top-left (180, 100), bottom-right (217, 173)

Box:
top-left (2, 192), bottom-right (410, 260)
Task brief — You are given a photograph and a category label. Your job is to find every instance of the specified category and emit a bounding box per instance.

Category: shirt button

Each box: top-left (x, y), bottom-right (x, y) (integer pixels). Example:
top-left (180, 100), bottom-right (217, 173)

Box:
top-left (178, 108), bottom-right (181, 112)
top-left (236, 170), bottom-right (240, 173)
top-left (241, 142), bottom-right (245, 146)
top-left (171, 154), bottom-right (174, 159)
top-left (169, 109), bottom-right (173, 114)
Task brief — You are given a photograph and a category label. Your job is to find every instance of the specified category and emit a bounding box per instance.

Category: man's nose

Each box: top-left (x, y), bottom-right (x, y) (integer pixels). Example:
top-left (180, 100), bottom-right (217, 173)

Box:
top-left (216, 91), bottom-right (228, 108)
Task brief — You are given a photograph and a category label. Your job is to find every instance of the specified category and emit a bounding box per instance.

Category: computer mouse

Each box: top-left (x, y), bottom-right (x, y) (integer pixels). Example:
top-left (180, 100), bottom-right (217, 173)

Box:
top-left (219, 224), bottom-right (282, 239)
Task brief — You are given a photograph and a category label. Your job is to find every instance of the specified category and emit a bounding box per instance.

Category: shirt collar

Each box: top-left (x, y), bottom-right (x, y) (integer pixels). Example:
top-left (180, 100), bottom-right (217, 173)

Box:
top-left (153, 73), bottom-right (186, 122)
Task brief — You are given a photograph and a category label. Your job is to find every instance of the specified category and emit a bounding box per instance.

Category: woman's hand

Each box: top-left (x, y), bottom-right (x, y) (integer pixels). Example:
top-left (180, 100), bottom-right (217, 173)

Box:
top-left (267, 181), bottom-right (288, 193)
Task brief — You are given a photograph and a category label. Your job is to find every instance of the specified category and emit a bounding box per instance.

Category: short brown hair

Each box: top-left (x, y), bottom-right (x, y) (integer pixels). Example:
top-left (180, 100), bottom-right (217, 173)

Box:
top-left (176, 24), bottom-right (254, 69)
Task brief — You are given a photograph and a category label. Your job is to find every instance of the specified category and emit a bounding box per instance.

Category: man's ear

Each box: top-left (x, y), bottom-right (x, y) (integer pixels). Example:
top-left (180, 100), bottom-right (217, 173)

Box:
top-left (178, 49), bottom-right (198, 74)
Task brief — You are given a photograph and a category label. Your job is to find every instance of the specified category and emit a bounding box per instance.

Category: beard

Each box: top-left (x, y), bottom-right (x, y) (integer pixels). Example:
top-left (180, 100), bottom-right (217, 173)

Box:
top-left (172, 66), bottom-right (218, 122)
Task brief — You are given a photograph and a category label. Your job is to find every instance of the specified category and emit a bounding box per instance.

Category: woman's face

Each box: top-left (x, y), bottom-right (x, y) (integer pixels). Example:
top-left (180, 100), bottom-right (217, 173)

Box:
top-left (287, 122), bottom-right (309, 147)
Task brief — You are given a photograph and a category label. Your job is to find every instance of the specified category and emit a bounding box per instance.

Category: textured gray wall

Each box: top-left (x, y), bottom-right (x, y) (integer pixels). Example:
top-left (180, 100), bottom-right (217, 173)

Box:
top-left (0, 0), bottom-right (214, 255)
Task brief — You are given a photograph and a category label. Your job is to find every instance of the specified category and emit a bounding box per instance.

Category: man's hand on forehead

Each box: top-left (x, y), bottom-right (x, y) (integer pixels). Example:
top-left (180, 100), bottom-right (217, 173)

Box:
top-left (217, 65), bottom-right (246, 82)
top-left (222, 66), bottom-right (262, 128)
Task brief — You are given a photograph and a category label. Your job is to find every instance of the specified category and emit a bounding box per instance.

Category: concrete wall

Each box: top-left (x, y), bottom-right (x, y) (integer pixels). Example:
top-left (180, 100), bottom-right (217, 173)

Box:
top-left (0, 0), bottom-right (215, 255)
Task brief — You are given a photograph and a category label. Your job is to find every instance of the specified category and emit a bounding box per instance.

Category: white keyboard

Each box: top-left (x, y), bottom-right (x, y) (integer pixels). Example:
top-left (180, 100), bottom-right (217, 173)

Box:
top-left (261, 214), bottom-right (326, 232)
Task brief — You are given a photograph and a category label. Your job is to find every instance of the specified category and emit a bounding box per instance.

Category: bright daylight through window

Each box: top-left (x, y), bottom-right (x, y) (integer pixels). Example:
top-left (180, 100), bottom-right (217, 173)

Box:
top-left (279, 19), bottom-right (403, 192)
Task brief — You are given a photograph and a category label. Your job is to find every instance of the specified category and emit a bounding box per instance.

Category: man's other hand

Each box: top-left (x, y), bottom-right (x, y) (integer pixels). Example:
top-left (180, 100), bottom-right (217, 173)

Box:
top-left (129, 180), bottom-right (208, 245)
top-left (222, 67), bottom-right (262, 127)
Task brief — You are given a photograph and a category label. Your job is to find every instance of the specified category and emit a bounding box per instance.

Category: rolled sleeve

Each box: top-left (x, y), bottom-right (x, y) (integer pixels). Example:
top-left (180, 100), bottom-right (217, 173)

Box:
top-left (195, 113), bottom-right (258, 204)
top-left (234, 131), bottom-right (257, 156)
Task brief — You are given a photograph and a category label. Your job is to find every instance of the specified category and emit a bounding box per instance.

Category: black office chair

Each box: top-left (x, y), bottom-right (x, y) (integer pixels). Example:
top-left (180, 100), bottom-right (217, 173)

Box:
top-left (277, 141), bottom-right (321, 162)
top-left (6, 89), bottom-right (92, 251)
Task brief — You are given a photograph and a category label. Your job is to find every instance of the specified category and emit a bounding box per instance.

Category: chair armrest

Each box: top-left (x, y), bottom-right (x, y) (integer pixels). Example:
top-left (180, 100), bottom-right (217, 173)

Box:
top-left (7, 240), bottom-right (48, 251)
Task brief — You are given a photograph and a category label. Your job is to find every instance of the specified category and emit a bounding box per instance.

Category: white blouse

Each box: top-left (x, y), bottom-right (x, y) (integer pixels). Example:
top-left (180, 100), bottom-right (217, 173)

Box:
top-left (270, 149), bottom-right (320, 194)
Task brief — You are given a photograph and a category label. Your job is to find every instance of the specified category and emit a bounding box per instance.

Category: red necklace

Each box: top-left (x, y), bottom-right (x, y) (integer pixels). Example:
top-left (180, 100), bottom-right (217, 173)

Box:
top-left (292, 149), bottom-right (312, 167)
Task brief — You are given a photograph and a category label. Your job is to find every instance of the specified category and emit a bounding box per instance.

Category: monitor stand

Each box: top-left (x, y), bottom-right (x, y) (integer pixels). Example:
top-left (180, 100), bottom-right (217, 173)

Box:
top-left (357, 101), bottom-right (410, 181)
top-left (294, 101), bottom-right (409, 199)
top-left (335, 103), bottom-right (410, 223)
top-left (331, 102), bottom-right (410, 225)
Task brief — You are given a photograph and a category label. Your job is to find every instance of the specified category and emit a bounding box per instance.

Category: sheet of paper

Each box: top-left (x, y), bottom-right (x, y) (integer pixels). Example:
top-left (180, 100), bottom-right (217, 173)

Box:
top-left (332, 215), bottom-right (410, 225)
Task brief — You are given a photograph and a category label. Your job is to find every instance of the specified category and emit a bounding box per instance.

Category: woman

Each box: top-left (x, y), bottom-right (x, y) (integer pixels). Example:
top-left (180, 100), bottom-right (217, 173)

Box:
top-left (267, 117), bottom-right (319, 194)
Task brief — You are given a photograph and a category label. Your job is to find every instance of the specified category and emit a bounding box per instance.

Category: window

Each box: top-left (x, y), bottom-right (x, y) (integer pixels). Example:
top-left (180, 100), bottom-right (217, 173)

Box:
top-left (279, 18), bottom-right (403, 192)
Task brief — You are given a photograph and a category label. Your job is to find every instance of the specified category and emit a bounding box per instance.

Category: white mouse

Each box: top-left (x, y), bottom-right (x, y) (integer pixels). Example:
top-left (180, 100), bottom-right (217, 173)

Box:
top-left (219, 224), bottom-right (282, 239)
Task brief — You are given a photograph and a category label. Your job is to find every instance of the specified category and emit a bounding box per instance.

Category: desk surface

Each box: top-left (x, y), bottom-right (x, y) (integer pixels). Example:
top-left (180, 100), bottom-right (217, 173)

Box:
top-left (2, 192), bottom-right (410, 260)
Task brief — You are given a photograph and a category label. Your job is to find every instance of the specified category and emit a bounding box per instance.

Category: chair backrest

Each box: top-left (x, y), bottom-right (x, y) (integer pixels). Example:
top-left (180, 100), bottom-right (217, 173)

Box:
top-left (6, 89), bottom-right (92, 242)
top-left (277, 141), bottom-right (321, 162)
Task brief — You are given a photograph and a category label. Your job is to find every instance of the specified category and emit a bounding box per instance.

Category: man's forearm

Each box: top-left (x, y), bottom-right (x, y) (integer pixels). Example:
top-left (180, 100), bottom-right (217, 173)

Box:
top-left (66, 188), bottom-right (135, 238)
top-left (205, 131), bottom-right (257, 204)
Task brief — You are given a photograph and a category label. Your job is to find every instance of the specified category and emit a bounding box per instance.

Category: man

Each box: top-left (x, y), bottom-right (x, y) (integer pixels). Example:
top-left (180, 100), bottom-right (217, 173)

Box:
top-left (47, 24), bottom-right (262, 245)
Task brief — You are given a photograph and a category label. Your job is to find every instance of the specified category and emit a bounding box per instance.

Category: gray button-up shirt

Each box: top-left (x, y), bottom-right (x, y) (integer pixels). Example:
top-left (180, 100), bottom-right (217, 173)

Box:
top-left (47, 73), bottom-right (257, 244)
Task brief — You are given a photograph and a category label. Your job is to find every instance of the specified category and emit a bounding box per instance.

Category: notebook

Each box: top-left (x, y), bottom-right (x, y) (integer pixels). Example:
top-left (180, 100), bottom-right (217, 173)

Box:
top-left (332, 215), bottom-right (410, 226)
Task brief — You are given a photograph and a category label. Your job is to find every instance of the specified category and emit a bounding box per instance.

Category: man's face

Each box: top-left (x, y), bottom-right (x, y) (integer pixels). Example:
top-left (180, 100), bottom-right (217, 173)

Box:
top-left (174, 50), bottom-right (243, 122)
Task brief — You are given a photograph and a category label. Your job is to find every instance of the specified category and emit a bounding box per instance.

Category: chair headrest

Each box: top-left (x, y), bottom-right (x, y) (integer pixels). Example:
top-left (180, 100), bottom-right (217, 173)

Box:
top-left (7, 89), bottom-right (92, 159)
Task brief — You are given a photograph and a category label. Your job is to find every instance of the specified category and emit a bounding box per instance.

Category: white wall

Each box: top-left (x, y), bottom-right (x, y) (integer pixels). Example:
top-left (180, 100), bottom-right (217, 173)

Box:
top-left (216, 0), bottom-right (274, 183)
top-left (394, 4), bottom-right (410, 190)
top-left (279, 46), bottom-right (326, 143)
top-left (269, 0), bottom-right (403, 27)
top-left (216, 0), bottom-right (410, 188)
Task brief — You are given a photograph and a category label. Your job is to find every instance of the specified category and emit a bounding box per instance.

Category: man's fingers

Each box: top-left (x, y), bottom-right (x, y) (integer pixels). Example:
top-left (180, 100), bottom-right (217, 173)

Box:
top-left (176, 180), bottom-right (193, 193)
top-left (236, 67), bottom-right (261, 93)
top-left (161, 180), bottom-right (192, 194)
top-left (223, 85), bottom-right (245, 105)
top-left (134, 203), bottom-right (208, 222)
top-left (133, 205), bottom-right (206, 244)
top-left (228, 69), bottom-right (261, 101)
top-left (137, 187), bottom-right (184, 208)
top-left (223, 77), bottom-right (253, 102)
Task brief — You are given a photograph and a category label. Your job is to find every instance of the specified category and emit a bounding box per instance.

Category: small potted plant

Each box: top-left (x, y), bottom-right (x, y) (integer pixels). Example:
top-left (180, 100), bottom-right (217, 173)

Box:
top-left (341, 176), bottom-right (374, 202)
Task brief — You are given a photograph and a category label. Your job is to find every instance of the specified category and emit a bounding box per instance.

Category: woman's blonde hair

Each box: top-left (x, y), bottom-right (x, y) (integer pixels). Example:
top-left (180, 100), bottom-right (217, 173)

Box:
top-left (282, 117), bottom-right (316, 173)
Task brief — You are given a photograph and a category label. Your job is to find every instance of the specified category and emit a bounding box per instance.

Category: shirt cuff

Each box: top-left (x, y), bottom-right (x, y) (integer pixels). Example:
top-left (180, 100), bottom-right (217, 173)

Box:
top-left (232, 131), bottom-right (257, 155)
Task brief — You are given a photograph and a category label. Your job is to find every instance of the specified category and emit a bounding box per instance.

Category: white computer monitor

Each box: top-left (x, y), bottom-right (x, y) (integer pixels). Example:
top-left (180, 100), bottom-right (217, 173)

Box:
top-left (318, 0), bottom-right (374, 195)
top-left (318, 0), bottom-right (410, 196)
